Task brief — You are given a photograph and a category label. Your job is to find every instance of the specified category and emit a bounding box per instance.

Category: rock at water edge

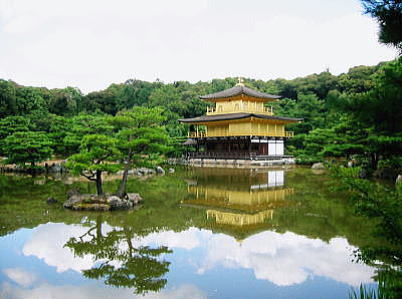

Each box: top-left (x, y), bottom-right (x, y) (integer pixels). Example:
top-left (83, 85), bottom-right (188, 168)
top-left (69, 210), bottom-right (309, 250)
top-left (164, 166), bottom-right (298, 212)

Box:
top-left (126, 193), bottom-right (143, 204)
top-left (311, 162), bottom-right (325, 170)
top-left (156, 166), bottom-right (165, 174)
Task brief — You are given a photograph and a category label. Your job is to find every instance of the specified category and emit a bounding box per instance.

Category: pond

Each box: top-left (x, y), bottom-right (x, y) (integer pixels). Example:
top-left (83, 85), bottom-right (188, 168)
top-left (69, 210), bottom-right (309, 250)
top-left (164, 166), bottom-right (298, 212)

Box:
top-left (0, 166), bottom-right (381, 298)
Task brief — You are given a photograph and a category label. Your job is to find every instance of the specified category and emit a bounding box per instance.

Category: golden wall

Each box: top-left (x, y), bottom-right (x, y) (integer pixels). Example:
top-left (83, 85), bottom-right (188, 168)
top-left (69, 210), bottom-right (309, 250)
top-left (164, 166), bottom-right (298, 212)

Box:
top-left (229, 122), bottom-right (251, 135)
top-left (250, 121), bottom-right (284, 136)
top-left (207, 124), bottom-right (229, 137)
top-left (207, 97), bottom-right (273, 115)
top-left (204, 119), bottom-right (286, 137)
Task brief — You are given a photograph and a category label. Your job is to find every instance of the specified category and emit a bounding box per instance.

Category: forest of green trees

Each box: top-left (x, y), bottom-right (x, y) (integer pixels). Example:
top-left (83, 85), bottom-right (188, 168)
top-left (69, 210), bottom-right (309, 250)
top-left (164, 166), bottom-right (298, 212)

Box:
top-left (1, 57), bottom-right (401, 177)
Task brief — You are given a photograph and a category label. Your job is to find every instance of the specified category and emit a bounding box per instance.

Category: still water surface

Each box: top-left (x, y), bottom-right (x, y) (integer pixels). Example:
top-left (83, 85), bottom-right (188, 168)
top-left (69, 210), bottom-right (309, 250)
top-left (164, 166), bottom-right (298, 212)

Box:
top-left (0, 167), bottom-right (379, 298)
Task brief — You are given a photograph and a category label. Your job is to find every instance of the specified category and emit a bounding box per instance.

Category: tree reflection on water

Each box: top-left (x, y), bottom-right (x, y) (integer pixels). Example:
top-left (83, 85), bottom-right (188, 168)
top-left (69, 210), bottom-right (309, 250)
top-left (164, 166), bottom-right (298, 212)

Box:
top-left (64, 215), bottom-right (172, 295)
top-left (332, 167), bottom-right (402, 299)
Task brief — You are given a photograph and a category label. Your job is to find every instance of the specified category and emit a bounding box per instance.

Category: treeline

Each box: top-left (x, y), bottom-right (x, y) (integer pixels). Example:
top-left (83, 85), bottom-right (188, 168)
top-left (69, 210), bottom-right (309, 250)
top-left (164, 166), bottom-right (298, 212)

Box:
top-left (0, 58), bottom-right (401, 174)
top-left (278, 58), bottom-right (402, 174)
top-left (0, 63), bottom-right (388, 119)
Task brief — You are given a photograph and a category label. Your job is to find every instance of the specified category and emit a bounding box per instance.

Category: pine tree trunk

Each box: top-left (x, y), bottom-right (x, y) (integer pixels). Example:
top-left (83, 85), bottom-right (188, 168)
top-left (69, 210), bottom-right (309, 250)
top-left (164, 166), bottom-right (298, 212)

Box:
top-left (116, 150), bottom-right (133, 198)
top-left (96, 215), bottom-right (103, 243)
top-left (116, 163), bottom-right (130, 198)
top-left (95, 170), bottom-right (103, 196)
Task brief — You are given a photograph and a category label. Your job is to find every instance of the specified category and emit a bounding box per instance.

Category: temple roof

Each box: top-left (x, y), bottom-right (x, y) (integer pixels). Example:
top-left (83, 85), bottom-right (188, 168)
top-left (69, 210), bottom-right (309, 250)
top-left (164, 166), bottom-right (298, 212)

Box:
top-left (179, 113), bottom-right (302, 124)
top-left (200, 85), bottom-right (281, 101)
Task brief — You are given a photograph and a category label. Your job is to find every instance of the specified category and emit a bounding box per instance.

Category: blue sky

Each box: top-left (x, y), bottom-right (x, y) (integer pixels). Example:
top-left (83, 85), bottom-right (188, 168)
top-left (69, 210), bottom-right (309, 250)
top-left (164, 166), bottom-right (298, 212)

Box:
top-left (0, 0), bottom-right (397, 93)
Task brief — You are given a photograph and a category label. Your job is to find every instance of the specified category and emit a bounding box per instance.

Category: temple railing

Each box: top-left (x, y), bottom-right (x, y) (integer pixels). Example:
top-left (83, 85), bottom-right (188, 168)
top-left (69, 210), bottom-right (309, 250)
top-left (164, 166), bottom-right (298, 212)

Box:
top-left (285, 131), bottom-right (294, 138)
top-left (188, 131), bottom-right (206, 138)
top-left (187, 151), bottom-right (257, 159)
top-left (187, 131), bottom-right (292, 138)
top-left (206, 106), bottom-right (274, 116)
top-left (206, 107), bottom-right (216, 114)
top-left (186, 152), bottom-right (293, 160)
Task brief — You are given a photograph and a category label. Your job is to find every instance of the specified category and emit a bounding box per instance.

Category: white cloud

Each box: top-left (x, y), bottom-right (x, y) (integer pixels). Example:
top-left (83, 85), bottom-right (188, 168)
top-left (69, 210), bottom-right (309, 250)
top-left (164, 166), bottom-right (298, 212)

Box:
top-left (195, 231), bottom-right (375, 286)
top-left (0, 281), bottom-right (206, 299)
top-left (3, 268), bottom-right (37, 288)
top-left (0, 0), bottom-right (396, 93)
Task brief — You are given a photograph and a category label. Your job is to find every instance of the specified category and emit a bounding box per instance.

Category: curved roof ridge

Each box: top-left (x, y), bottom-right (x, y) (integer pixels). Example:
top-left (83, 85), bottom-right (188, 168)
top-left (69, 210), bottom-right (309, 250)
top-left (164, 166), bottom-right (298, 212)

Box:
top-left (179, 113), bottom-right (302, 123)
top-left (200, 85), bottom-right (281, 100)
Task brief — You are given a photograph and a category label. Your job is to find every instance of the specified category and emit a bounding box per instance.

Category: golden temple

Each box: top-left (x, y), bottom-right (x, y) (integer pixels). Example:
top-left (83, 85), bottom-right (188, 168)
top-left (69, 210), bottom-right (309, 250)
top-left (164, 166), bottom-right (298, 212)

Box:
top-left (180, 82), bottom-right (302, 159)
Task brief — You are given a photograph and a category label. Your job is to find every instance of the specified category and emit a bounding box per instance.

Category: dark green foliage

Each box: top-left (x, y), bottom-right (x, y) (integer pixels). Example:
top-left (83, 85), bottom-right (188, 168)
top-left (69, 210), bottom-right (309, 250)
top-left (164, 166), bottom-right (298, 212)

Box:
top-left (64, 107), bottom-right (171, 196)
top-left (148, 82), bottom-right (207, 118)
top-left (14, 86), bottom-right (48, 116)
top-left (119, 79), bottom-right (160, 108)
top-left (63, 114), bottom-right (114, 155)
top-left (0, 116), bottom-right (31, 155)
top-left (66, 134), bottom-right (121, 195)
top-left (0, 80), bottom-right (17, 117)
top-left (335, 58), bottom-right (402, 169)
top-left (110, 107), bottom-right (171, 196)
top-left (85, 87), bottom-right (121, 115)
top-left (276, 93), bottom-right (326, 134)
top-left (2, 131), bottom-right (53, 167)
top-left (361, 0), bottom-right (402, 52)
top-left (0, 116), bottom-right (30, 139)
top-left (347, 58), bottom-right (402, 133)
top-left (338, 65), bottom-right (382, 93)
top-left (112, 107), bottom-right (171, 166)
top-left (284, 58), bottom-right (402, 171)
top-left (46, 114), bottom-right (73, 156)
top-left (48, 87), bottom-right (82, 116)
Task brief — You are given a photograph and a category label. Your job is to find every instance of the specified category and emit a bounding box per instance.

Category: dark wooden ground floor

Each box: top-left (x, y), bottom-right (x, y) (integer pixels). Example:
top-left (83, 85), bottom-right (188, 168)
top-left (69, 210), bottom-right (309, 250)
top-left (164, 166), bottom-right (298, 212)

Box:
top-left (185, 137), bottom-right (287, 160)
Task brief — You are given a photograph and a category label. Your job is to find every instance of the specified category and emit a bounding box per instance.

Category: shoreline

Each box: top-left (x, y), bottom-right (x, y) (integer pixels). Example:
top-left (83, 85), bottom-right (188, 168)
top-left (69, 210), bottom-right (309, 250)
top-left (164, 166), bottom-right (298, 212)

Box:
top-left (169, 157), bottom-right (296, 168)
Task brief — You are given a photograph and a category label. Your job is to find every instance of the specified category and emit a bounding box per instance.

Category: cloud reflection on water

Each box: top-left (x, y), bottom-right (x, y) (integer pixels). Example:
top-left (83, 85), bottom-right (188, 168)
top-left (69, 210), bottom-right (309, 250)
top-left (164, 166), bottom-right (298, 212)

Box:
top-left (2, 268), bottom-right (37, 288)
top-left (21, 223), bottom-right (375, 288)
top-left (1, 281), bottom-right (205, 299)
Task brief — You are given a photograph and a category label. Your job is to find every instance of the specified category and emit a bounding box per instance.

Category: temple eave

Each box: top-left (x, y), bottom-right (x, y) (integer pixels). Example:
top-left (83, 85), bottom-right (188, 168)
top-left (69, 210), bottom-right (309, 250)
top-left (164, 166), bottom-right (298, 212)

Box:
top-left (199, 85), bottom-right (282, 101)
top-left (179, 113), bottom-right (302, 124)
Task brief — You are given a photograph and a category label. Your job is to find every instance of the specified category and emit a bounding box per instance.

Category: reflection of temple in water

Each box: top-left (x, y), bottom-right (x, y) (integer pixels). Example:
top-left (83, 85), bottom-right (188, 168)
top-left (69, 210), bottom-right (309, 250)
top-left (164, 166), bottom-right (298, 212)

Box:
top-left (207, 209), bottom-right (275, 227)
top-left (182, 168), bottom-right (294, 233)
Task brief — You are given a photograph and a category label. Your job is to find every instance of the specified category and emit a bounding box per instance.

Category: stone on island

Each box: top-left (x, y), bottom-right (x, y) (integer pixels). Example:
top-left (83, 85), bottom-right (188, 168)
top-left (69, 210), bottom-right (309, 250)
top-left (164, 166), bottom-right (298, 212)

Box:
top-left (64, 192), bottom-right (143, 211)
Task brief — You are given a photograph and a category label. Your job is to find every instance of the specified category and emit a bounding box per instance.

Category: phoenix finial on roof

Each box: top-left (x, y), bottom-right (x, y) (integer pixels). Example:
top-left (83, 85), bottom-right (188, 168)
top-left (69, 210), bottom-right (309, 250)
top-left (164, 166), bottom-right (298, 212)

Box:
top-left (236, 77), bottom-right (244, 86)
